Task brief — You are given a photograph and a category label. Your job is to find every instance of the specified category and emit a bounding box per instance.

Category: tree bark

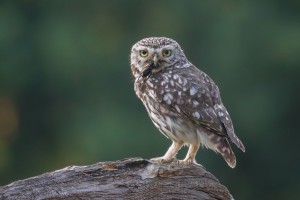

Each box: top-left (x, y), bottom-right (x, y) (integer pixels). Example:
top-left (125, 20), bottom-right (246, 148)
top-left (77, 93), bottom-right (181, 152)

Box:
top-left (0, 157), bottom-right (233, 200)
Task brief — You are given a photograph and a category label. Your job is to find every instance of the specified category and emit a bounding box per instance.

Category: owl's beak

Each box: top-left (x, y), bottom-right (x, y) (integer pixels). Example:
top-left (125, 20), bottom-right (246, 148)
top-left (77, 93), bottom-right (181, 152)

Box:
top-left (153, 54), bottom-right (159, 68)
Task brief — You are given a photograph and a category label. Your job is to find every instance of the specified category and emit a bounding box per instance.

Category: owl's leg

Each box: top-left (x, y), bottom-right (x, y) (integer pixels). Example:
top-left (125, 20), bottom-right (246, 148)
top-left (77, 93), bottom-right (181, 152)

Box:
top-left (151, 141), bottom-right (184, 163)
top-left (178, 142), bottom-right (200, 165)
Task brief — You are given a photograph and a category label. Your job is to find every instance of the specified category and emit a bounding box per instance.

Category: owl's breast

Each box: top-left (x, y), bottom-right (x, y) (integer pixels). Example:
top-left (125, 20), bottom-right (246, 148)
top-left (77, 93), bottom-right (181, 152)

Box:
top-left (144, 92), bottom-right (199, 144)
top-left (134, 73), bottom-right (199, 143)
top-left (134, 72), bottom-right (168, 102)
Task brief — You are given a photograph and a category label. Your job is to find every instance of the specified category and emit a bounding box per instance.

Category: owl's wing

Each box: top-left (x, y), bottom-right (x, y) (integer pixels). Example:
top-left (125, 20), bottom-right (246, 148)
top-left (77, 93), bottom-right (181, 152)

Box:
top-left (206, 73), bottom-right (245, 152)
top-left (148, 65), bottom-right (245, 151)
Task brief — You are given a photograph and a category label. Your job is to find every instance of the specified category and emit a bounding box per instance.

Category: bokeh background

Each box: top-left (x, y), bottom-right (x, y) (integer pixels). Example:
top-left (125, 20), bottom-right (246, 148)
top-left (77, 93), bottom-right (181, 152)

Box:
top-left (1, 1), bottom-right (299, 199)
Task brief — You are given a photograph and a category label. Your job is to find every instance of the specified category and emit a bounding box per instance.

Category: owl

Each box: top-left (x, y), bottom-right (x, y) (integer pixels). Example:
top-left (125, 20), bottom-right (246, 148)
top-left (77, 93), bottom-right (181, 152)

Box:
top-left (130, 37), bottom-right (245, 168)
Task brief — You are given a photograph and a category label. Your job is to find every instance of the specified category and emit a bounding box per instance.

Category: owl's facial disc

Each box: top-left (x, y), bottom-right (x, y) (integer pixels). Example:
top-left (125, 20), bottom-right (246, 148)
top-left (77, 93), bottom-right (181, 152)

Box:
top-left (131, 40), bottom-right (181, 79)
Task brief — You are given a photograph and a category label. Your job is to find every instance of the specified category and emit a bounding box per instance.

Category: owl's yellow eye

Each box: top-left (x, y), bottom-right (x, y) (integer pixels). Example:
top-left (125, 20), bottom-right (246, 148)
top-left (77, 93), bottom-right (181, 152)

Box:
top-left (162, 49), bottom-right (172, 57)
top-left (139, 50), bottom-right (149, 57)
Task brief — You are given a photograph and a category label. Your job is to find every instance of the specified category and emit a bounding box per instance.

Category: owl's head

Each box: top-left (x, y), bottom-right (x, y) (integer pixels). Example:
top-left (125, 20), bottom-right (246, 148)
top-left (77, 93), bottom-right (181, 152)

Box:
top-left (130, 37), bottom-right (188, 79)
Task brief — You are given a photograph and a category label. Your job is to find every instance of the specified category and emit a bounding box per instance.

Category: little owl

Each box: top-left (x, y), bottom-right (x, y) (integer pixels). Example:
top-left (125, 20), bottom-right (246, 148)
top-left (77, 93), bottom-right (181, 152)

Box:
top-left (130, 37), bottom-right (245, 168)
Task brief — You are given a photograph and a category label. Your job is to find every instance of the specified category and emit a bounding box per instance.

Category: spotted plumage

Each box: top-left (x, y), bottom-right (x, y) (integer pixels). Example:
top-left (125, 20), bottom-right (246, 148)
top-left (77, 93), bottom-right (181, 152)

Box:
top-left (130, 37), bottom-right (245, 168)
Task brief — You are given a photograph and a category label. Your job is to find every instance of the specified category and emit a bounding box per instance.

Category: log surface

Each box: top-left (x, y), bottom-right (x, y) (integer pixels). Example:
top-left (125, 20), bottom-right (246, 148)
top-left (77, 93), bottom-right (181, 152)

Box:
top-left (0, 158), bottom-right (233, 200)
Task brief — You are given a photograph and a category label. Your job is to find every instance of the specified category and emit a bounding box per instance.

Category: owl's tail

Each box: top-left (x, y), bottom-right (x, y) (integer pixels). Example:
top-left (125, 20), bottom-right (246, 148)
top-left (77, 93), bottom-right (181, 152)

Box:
top-left (215, 137), bottom-right (236, 168)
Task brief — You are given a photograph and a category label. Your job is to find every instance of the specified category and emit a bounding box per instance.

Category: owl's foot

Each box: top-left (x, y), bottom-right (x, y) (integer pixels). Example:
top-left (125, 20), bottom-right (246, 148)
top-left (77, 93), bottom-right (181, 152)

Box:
top-left (177, 158), bottom-right (202, 166)
top-left (177, 158), bottom-right (196, 165)
top-left (177, 143), bottom-right (201, 166)
top-left (151, 141), bottom-right (184, 164)
top-left (150, 157), bottom-right (176, 164)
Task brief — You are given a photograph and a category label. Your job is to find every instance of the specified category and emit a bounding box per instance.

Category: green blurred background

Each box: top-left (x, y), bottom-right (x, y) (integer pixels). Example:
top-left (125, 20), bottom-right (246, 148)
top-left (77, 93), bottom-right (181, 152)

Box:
top-left (0, 0), bottom-right (299, 199)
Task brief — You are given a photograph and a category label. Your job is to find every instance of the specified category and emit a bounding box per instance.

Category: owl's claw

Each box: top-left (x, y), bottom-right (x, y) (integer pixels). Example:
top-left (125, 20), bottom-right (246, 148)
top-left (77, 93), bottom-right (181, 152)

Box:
top-left (177, 158), bottom-right (202, 166)
top-left (150, 157), bottom-right (176, 164)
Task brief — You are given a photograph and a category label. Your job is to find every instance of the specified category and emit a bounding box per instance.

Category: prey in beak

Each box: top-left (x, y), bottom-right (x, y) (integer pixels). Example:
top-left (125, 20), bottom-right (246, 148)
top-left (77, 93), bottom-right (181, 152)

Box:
top-left (142, 54), bottom-right (160, 78)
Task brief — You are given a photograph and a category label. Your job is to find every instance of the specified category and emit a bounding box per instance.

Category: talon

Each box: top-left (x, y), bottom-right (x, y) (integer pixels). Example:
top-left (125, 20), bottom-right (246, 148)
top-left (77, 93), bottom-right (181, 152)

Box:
top-left (177, 158), bottom-right (199, 165)
top-left (150, 157), bottom-right (174, 164)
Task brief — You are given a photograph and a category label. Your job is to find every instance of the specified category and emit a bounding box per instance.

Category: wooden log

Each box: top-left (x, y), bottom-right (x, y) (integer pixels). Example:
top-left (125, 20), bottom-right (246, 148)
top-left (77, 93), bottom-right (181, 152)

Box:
top-left (0, 158), bottom-right (233, 200)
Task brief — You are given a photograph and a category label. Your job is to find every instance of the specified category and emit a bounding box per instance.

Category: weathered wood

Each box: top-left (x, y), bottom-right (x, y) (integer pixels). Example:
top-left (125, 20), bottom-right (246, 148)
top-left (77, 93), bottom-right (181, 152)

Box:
top-left (0, 158), bottom-right (233, 200)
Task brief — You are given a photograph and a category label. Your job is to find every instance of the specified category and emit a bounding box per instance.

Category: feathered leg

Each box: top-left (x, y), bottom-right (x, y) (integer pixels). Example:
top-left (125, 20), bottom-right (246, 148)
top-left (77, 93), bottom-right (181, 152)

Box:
top-left (151, 141), bottom-right (184, 163)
